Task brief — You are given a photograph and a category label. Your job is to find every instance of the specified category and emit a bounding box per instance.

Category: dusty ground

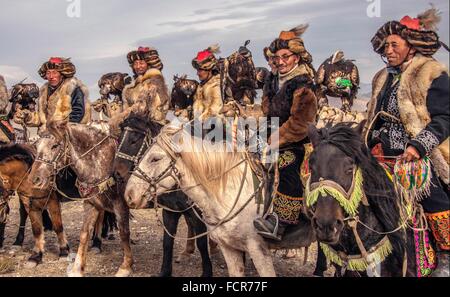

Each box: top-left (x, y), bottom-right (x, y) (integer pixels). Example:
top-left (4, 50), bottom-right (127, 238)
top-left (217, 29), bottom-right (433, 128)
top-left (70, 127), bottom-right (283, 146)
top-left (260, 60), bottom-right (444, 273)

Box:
top-left (0, 198), bottom-right (334, 277)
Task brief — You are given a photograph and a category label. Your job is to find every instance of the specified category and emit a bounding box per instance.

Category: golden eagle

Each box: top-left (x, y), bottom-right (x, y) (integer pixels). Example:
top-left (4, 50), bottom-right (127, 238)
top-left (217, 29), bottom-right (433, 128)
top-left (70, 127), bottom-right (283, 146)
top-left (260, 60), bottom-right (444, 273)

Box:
top-left (315, 50), bottom-right (360, 112)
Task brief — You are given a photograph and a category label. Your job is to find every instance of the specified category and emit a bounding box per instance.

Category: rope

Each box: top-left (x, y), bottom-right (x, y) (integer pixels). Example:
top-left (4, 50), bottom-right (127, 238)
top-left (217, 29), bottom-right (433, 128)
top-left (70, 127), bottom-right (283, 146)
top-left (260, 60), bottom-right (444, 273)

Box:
top-left (153, 160), bottom-right (265, 241)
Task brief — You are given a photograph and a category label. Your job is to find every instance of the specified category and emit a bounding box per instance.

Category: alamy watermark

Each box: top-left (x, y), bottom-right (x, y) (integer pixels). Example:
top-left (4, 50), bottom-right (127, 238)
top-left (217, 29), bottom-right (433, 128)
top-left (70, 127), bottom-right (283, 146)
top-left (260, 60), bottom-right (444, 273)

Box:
top-left (166, 115), bottom-right (280, 164)
top-left (366, 0), bottom-right (381, 18)
top-left (66, 0), bottom-right (81, 18)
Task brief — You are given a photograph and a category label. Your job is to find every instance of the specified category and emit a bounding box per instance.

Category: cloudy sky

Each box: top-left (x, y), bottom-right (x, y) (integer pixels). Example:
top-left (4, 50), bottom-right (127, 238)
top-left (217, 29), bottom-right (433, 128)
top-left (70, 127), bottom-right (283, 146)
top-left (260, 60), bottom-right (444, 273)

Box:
top-left (1, 0), bottom-right (448, 99)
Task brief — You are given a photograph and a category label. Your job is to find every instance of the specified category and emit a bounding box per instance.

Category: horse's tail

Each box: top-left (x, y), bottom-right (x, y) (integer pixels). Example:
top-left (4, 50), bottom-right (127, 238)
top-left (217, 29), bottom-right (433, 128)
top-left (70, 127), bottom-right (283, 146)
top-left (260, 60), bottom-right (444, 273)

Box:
top-left (100, 210), bottom-right (134, 238)
top-left (101, 211), bottom-right (117, 238)
top-left (42, 209), bottom-right (53, 231)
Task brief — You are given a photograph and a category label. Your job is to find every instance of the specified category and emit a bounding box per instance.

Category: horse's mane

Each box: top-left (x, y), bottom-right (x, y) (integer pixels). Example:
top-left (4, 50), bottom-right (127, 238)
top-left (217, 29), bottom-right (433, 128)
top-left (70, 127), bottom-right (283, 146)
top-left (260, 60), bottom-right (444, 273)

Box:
top-left (157, 124), bottom-right (247, 205)
top-left (317, 123), bottom-right (405, 261)
top-left (121, 112), bottom-right (163, 137)
top-left (0, 143), bottom-right (35, 167)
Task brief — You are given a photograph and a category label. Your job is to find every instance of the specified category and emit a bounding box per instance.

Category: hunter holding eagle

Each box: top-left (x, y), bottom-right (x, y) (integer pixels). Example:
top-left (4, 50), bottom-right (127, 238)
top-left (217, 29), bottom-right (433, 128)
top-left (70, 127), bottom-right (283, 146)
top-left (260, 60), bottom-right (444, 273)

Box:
top-left (13, 57), bottom-right (91, 134)
top-left (253, 24), bottom-right (318, 241)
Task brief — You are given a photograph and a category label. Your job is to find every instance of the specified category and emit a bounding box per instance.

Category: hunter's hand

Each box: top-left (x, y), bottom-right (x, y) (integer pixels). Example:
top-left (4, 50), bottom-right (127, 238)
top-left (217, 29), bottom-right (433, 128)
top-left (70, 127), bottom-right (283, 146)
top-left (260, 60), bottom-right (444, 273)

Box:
top-left (402, 146), bottom-right (420, 162)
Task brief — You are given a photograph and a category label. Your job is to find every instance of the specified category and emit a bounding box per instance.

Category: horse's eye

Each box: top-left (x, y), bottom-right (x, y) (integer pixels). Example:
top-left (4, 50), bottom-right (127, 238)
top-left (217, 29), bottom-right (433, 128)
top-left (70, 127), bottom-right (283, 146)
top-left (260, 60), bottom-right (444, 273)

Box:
top-left (51, 144), bottom-right (59, 150)
top-left (346, 167), bottom-right (354, 175)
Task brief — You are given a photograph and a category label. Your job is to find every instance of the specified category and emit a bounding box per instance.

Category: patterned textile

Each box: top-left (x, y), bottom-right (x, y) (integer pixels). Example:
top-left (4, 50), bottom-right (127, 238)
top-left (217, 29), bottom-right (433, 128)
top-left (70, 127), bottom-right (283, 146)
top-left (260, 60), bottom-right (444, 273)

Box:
top-left (273, 191), bottom-right (304, 224)
top-left (272, 146), bottom-right (305, 224)
top-left (426, 210), bottom-right (450, 251)
top-left (413, 216), bottom-right (437, 277)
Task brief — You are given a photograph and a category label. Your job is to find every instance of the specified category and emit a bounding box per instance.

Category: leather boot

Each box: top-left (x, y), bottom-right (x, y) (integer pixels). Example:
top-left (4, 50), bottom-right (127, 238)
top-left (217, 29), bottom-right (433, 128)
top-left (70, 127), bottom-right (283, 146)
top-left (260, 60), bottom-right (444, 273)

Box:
top-left (253, 213), bottom-right (287, 241)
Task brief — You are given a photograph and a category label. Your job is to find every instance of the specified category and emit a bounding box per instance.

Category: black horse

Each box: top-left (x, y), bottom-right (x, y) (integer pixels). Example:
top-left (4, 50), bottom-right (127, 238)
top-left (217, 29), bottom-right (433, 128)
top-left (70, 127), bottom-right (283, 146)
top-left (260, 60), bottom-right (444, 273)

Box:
top-left (113, 113), bottom-right (212, 277)
top-left (306, 122), bottom-right (417, 276)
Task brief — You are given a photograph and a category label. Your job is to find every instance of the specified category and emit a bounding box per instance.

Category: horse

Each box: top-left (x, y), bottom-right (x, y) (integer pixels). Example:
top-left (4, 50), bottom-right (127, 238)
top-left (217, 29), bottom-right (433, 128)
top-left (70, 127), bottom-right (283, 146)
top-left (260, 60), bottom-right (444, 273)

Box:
top-left (113, 112), bottom-right (213, 277)
top-left (0, 144), bottom-right (70, 267)
top-left (305, 122), bottom-right (417, 276)
top-left (124, 123), bottom-right (327, 276)
top-left (315, 50), bottom-right (360, 112)
top-left (219, 40), bottom-right (258, 105)
top-left (170, 75), bottom-right (198, 119)
top-left (28, 121), bottom-right (133, 277)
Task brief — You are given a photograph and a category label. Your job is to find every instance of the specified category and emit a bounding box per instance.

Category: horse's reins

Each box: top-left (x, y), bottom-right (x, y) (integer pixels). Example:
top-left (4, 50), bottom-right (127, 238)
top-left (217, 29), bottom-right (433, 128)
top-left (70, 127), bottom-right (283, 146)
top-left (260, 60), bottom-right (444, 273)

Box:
top-left (116, 126), bottom-right (154, 165)
top-left (305, 166), bottom-right (410, 277)
top-left (152, 157), bottom-right (265, 241)
top-left (131, 135), bottom-right (264, 240)
top-left (34, 132), bottom-right (114, 201)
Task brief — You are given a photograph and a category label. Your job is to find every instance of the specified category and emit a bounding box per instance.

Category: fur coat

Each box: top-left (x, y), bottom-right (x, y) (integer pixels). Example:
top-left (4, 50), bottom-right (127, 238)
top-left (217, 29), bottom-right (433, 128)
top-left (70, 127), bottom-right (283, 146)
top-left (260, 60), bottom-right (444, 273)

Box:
top-left (122, 68), bottom-right (170, 124)
top-left (192, 74), bottom-right (223, 120)
top-left (22, 77), bottom-right (91, 131)
top-left (366, 55), bottom-right (449, 184)
top-left (0, 75), bottom-right (8, 114)
top-left (262, 66), bottom-right (318, 148)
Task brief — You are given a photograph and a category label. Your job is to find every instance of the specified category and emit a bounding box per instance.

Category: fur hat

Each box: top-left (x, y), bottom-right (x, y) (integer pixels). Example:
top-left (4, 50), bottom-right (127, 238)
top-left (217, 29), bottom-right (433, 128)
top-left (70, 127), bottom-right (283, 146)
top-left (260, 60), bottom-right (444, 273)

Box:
top-left (38, 57), bottom-right (76, 79)
top-left (192, 44), bottom-right (221, 71)
top-left (263, 47), bottom-right (273, 62)
top-left (268, 24), bottom-right (313, 65)
top-left (127, 46), bottom-right (163, 71)
top-left (371, 5), bottom-right (448, 56)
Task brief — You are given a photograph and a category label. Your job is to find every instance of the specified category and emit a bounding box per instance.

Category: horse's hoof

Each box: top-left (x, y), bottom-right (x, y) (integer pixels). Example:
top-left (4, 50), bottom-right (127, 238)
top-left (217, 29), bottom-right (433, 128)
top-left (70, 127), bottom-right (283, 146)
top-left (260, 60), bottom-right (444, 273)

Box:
top-left (24, 261), bottom-right (39, 269)
top-left (66, 263), bottom-right (84, 277)
top-left (59, 246), bottom-right (70, 258)
top-left (91, 247), bottom-right (102, 255)
top-left (175, 252), bottom-right (191, 263)
top-left (67, 252), bottom-right (77, 262)
top-left (313, 271), bottom-right (324, 277)
top-left (115, 268), bottom-right (132, 277)
top-left (67, 270), bottom-right (84, 277)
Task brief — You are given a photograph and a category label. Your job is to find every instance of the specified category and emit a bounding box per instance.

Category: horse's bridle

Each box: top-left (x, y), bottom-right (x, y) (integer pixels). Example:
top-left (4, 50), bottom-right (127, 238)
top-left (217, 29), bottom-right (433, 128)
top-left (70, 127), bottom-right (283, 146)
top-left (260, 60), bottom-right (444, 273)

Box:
top-left (131, 154), bottom-right (182, 203)
top-left (116, 126), bottom-right (154, 166)
top-left (33, 135), bottom-right (67, 177)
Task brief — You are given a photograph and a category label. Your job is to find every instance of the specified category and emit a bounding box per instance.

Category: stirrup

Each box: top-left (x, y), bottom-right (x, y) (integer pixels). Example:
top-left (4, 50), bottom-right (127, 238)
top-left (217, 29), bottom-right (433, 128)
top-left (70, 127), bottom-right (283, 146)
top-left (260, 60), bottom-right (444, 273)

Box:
top-left (256, 213), bottom-right (282, 241)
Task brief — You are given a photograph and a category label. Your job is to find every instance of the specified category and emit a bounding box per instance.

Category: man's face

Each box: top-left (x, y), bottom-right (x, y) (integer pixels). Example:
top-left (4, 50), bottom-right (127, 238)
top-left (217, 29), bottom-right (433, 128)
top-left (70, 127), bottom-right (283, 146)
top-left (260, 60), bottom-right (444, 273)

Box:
top-left (273, 49), bottom-right (300, 74)
top-left (196, 68), bottom-right (211, 82)
top-left (46, 70), bottom-right (63, 87)
top-left (384, 34), bottom-right (416, 67)
top-left (133, 60), bottom-right (149, 76)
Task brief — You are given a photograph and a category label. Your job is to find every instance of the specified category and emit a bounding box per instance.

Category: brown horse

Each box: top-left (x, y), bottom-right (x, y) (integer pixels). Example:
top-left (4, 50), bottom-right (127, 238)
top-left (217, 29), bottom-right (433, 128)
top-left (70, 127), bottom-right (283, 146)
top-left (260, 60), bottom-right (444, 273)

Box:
top-left (28, 122), bottom-right (133, 277)
top-left (0, 144), bottom-right (70, 267)
top-left (219, 40), bottom-right (258, 105)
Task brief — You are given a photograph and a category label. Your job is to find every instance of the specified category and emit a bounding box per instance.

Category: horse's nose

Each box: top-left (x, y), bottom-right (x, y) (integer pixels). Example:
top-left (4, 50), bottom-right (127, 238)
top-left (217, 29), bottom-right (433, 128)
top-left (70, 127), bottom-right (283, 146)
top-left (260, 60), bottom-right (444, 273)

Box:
top-left (312, 217), bottom-right (343, 234)
top-left (32, 176), bottom-right (42, 186)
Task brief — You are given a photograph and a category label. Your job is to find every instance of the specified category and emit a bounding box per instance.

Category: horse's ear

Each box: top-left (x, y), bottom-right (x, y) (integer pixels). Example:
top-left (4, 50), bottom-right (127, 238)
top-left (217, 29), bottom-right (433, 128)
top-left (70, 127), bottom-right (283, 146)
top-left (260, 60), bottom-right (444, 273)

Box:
top-left (354, 119), bottom-right (367, 136)
top-left (47, 120), bottom-right (67, 141)
top-left (244, 40), bottom-right (251, 47)
top-left (307, 123), bottom-right (320, 147)
top-left (173, 75), bottom-right (179, 82)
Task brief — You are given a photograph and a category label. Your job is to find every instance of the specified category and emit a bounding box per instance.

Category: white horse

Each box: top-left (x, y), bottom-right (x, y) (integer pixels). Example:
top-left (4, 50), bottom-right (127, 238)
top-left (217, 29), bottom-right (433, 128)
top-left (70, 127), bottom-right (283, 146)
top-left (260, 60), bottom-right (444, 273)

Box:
top-left (124, 124), bottom-right (277, 276)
